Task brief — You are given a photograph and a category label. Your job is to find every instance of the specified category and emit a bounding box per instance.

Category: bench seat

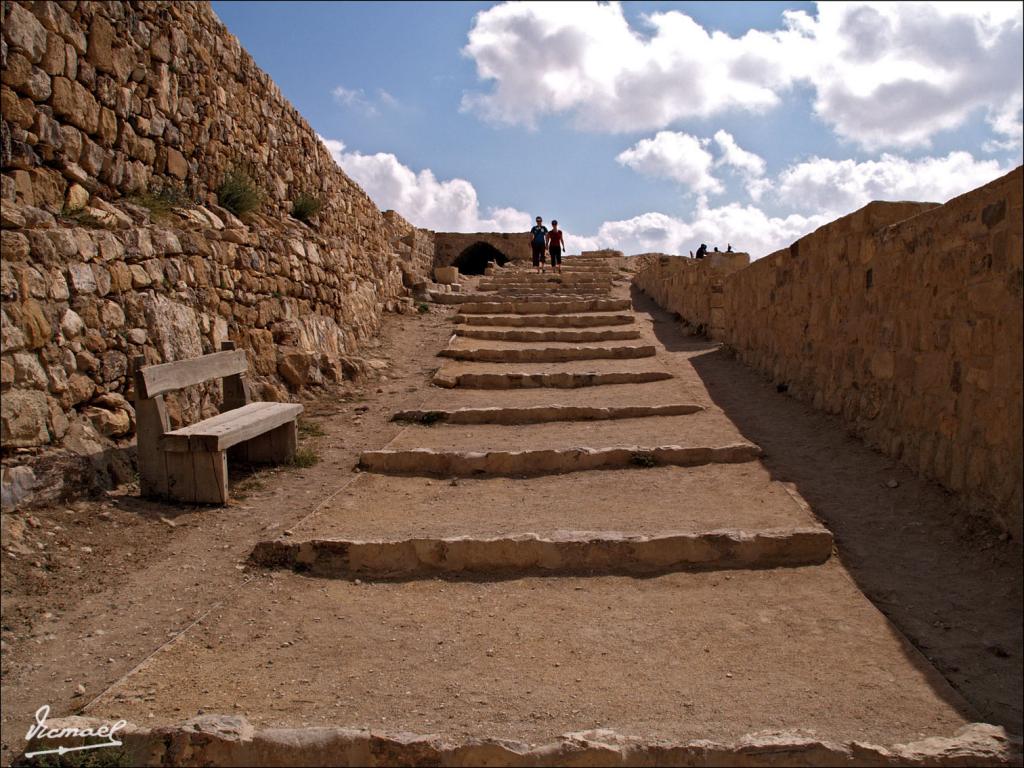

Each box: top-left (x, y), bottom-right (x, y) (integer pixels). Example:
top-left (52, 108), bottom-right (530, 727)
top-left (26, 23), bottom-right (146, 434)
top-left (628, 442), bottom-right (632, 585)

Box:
top-left (160, 402), bottom-right (304, 452)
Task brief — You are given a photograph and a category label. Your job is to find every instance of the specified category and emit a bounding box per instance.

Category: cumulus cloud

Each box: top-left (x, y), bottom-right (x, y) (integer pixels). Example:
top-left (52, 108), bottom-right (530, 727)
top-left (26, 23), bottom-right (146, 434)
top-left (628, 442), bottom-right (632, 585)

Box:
top-left (319, 137), bottom-right (531, 232)
top-left (713, 130), bottom-right (766, 179)
top-left (576, 149), bottom-right (1011, 259)
top-left (331, 85), bottom-right (399, 116)
top-left (575, 200), bottom-right (831, 260)
top-left (616, 132), bottom-right (722, 192)
top-left (462, 1), bottom-right (1023, 149)
top-left (462, 2), bottom-right (789, 132)
top-left (773, 151), bottom-right (1012, 216)
top-left (784, 3), bottom-right (1024, 149)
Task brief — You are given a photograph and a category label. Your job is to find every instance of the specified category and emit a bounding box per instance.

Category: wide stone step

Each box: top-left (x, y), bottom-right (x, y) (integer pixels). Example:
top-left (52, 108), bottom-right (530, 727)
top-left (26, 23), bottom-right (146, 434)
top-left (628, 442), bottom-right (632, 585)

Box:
top-left (452, 313), bottom-right (636, 327)
top-left (481, 276), bottom-right (612, 285)
top-left (55, 718), bottom-right (1011, 767)
top-left (455, 299), bottom-right (631, 314)
top-left (423, 377), bottom-right (700, 411)
top-left (432, 368), bottom-right (673, 388)
top-left (437, 344), bottom-right (656, 363)
top-left (82, 564), bottom-right (982, 756)
top-left (357, 443), bottom-right (761, 476)
top-left (454, 327), bottom-right (642, 342)
top-left (478, 285), bottom-right (612, 295)
top-left (262, 465), bottom-right (822, 540)
top-left (388, 411), bottom-right (745, 451)
top-left (251, 528), bottom-right (833, 579)
top-left (433, 293), bottom-right (615, 305)
top-left (392, 403), bottom-right (702, 425)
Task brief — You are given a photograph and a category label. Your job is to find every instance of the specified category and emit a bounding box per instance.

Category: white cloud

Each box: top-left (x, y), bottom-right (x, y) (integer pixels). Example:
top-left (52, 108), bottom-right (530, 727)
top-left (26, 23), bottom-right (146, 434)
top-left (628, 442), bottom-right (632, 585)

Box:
top-left (462, 2), bottom-right (789, 132)
top-left (616, 132), bottom-right (721, 192)
top-left (462, 1), bottom-right (1023, 149)
top-left (319, 136), bottom-right (531, 232)
top-left (577, 199), bottom-right (830, 260)
top-left (774, 151), bottom-right (1012, 216)
top-left (783, 3), bottom-right (1024, 149)
top-left (713, 130), bottom-right (766, 179)
top-left (331, 85), bottom-right (399, 116)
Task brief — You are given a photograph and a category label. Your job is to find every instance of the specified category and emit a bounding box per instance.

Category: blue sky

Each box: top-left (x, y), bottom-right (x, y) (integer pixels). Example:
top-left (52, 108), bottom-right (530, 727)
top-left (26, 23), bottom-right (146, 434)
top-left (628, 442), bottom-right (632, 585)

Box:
top-left (212, 1), bottom-right (1022, 257)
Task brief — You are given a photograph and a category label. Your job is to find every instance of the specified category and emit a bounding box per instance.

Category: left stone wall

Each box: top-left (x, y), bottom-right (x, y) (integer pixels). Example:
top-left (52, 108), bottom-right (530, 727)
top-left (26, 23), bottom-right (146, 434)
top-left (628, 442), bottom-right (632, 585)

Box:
top-left (1, 1), bottom-right (425, 500)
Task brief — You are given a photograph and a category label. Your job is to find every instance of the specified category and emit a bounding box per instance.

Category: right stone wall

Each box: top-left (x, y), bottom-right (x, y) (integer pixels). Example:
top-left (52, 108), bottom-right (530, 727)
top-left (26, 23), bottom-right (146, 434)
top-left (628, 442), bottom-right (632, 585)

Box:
top-left (639, 167), bottom-right (1023, 537)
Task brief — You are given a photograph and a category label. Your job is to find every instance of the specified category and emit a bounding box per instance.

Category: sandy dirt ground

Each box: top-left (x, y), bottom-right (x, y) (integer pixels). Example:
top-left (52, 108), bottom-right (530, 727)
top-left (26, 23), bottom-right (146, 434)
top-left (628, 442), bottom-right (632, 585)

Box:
top-left (1, 269), bottom-right (1020, 764)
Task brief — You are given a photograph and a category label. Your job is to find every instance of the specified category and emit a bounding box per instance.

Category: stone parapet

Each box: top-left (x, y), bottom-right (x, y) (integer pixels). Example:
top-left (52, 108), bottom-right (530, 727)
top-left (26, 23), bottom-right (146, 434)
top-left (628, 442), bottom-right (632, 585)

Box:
top-left (634, 168), bottom-right (1023, 537)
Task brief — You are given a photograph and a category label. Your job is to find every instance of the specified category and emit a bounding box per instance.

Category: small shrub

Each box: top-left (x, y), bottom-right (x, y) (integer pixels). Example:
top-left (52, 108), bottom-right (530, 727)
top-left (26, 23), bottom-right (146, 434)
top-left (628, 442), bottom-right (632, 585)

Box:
top-left (291, 193), bottom-right (322, 223)
top-left (416, 302), bottom-right (430, 314)
top-left (417, 411), bottom-right (446, 426)
top-left (630, 452), bottom-right (657, 468)
top-left (128, 181), bottom-right (195, 221)
top-left (27, 744), bottom-right (130, 767)
top-left (291, 447), bottom-right (319, 468)
top-left (217, 166), bottom-right (263, 217)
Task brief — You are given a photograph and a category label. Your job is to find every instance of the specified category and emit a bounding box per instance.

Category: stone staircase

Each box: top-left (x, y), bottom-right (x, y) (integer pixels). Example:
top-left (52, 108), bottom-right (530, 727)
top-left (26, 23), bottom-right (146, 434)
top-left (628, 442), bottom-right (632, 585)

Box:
top-left (78, 253), bottom-right (1011, 765)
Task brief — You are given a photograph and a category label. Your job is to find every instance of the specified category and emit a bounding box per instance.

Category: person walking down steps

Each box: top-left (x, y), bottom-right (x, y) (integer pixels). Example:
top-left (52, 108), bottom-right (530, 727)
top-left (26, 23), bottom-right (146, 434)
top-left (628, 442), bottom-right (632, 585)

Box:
top-left (546, 220), bottom-right (565, 274)
top-left (531, 216), bottom-right (548, 273)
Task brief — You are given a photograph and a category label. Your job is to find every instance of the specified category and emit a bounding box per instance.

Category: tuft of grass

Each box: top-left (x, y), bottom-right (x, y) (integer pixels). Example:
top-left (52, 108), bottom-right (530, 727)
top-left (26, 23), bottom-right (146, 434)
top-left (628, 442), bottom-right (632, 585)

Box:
top-left (630, 452), bottom-right (657, 468)
top-left (217, 165), bottom-right (263, 217)
top-left (298, 420), bottom-right (325, 437)
top-left (291, 447), bottom-right (319, 468)
top-left (416, 302), bottom-right (430, 314)
top-left (291, 193), bottom-right (322, 223)
top-left (128, 182), bottom-right (194, 221)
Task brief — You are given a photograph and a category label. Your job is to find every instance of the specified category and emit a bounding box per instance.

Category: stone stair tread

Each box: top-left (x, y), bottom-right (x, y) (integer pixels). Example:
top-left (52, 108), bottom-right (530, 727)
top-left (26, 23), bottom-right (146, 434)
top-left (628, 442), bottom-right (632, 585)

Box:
top-left (85, 563), bottom-right (972, 746)
top-left (387, 412), bottom-right (747, 452)
top-left (278, 465), bottom-right (821, 541)
top-left (359, 443), bottom-right (760, 476)
top-left (435, 355), bottom-right (670, 377)
top-left (452, 313), bottom-right (636, 327)
top-left (453, 327), bottom-right (643, 342)
top-left (418, 378), bottom-right (704, 409)
top-left (447, 337), bottom-right (651, 351)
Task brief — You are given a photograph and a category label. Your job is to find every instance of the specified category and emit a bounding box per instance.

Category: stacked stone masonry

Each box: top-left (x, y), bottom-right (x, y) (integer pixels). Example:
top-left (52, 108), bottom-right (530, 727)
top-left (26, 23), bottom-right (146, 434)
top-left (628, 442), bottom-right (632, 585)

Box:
top-left (634, 168), bottom-right (1023, 537)
top-left (434, 232), bottom-right (532, 269)
top-left (0, 0), bottom-right (434, 454)
top-left (632, 251), bottom-right (750, 340)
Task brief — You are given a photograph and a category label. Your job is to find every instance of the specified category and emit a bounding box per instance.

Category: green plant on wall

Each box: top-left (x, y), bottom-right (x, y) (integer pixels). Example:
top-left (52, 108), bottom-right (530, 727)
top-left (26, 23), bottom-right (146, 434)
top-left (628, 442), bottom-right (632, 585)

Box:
top-left (217, 165), bottom-right (263, 217)
top-left (291, 193), bottom-right (322, 223)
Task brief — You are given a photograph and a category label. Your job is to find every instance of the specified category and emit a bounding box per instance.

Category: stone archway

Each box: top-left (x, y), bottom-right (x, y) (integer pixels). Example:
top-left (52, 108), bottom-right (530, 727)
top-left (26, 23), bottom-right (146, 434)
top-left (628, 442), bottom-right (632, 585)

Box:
top-left (452, 242), bottom-right (509, 275)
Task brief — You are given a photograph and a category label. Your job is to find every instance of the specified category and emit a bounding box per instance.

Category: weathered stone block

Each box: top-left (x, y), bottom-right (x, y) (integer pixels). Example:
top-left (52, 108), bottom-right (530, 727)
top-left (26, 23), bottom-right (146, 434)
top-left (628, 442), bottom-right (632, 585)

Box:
top-left (0, 388), bottom-right (50, 446)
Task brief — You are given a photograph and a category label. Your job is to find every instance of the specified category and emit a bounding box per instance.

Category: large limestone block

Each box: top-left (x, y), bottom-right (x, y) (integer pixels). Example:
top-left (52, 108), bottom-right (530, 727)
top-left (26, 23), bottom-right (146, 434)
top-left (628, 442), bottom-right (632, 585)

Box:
top-left (434, 266), bottom-right (458, 285)
top-left (1, 389), bottom-right (51, 447)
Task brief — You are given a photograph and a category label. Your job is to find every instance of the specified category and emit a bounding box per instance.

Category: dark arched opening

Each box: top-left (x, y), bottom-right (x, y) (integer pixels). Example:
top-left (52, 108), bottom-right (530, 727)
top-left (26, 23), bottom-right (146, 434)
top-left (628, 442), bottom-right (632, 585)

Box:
top-left (452, 242), bottom-right (509, 275)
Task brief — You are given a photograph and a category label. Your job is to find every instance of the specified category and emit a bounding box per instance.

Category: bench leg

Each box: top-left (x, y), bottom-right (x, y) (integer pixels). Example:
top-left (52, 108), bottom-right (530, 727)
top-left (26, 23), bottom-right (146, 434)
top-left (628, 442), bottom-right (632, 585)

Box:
top-left (166, 450), bottom-right (229, 504)
top-left (245, 421), bottom-right (298, 464)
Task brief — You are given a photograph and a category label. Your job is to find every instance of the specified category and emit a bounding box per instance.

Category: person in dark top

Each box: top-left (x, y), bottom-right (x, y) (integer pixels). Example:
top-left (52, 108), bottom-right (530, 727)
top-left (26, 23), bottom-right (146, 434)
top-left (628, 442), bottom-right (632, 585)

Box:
top-left (695, 243), bottom-right (708, 260)
top-left (727, 243), bottom-right (733, 253)
top-left (530, 217), bottom-right (548, 273)
top-left (546, 220), bottom-right (565, 273)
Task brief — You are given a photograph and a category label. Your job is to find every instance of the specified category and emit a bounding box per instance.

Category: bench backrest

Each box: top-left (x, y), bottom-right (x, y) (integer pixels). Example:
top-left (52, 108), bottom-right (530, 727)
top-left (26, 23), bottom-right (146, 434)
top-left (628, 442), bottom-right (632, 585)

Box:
top-left (136, 349), bottom-right (248, 399)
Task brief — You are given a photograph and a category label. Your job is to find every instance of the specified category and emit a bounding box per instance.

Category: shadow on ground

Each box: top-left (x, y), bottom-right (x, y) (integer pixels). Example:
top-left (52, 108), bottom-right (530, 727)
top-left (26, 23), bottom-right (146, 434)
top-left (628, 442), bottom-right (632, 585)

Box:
top-left (631, 287), bottom-right (1024, 735)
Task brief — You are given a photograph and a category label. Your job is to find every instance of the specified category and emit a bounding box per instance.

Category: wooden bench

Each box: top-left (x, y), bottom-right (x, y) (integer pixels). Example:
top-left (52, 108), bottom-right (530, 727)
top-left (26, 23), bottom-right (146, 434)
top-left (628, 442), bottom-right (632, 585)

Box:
top-left (134, 341), bottom-right (303, 504)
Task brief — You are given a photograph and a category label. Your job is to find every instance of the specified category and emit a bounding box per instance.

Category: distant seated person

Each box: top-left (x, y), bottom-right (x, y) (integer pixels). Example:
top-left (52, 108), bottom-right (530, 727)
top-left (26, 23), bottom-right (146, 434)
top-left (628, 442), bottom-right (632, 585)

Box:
top-left (727, 243), bottom-right (733, 253)
top-left (713, 246), bottom-right (720, 252)
top-left (695, 243), bottom-right (708, 260)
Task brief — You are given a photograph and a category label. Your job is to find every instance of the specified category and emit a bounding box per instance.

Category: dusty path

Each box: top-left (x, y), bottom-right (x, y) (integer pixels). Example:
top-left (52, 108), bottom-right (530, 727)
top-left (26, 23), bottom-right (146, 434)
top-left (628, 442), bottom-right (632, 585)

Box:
top-left (0, 307), bottom-right (454, 765)
top-left (631, 288), bottom-right (1023, 734)
top-left (3, 257), bottom-right (1019, 765)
